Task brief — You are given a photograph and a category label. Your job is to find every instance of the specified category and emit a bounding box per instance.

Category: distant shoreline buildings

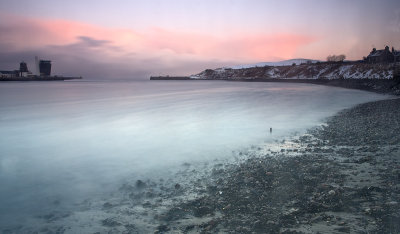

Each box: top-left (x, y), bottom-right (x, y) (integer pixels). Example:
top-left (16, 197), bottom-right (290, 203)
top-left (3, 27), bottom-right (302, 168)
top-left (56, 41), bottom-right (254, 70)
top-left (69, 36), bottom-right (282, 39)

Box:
top-left (365, 46), bottom-right (400, 63)
top-left (0, 58), bottom-right (52, 78)
top-left (0, 58), bottom-right (82, 81)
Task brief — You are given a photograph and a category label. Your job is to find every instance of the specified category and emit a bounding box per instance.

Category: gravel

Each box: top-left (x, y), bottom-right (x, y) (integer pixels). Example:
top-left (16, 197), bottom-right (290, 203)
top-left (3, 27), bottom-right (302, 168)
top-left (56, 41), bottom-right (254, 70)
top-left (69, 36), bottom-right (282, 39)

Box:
top-left (156, 98), bottom-right (400, 233)
top-left (7, 98), bottom-right (400, 233)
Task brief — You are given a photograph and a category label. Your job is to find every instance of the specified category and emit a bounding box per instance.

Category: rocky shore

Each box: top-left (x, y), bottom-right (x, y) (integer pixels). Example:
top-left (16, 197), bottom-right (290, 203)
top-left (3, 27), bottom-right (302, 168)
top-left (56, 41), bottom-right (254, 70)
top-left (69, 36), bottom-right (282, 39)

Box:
top-left (132, 98), bottom-right (397, 234)
top-left (140, 99), bottom-right (398, 233)
top-left (58, 98), bottom-right (398, 234)
top-left (5, 96), bottom-right (400, 233)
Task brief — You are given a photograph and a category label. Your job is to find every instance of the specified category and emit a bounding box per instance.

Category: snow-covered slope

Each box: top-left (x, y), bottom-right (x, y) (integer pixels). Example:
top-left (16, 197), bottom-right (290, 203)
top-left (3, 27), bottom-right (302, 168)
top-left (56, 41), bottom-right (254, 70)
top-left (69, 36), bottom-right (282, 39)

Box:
top-left (230, 59), bottom-right (320, 69)
top-left (193, 62), bottom-right (395, 80)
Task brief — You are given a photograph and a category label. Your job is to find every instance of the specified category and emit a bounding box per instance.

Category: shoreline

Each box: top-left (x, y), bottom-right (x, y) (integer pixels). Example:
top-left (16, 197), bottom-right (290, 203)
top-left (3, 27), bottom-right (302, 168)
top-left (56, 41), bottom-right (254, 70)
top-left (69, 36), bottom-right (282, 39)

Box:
top-left (67, 96), bottom-right (398, 234)
top-left (3, 83), bottom-right (399, 233)
top-left (71, 98), bottom-right (400, 233)
top-left (151, 98), bottom-right (400, 233)
top-left (150, 77), bottom-right (400, 96)
top-left (232, 78), bottom-right (400, 96)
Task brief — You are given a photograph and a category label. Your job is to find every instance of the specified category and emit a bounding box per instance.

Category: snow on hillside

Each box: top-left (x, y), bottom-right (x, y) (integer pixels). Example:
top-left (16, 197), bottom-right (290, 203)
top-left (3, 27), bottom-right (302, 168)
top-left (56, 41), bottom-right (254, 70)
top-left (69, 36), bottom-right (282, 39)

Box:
top-left (230, 59), bottom-right (320, 69)
top-left (193, 62), bottom-right (395, 80)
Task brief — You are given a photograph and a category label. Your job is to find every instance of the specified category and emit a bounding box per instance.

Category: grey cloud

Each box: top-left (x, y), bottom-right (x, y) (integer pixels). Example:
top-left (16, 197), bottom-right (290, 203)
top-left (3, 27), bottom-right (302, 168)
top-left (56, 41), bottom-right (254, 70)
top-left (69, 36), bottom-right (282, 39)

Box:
top-left (0, 35), bottom-right (231, 80)
top-left (49, 36), bottom-right (120, 52)
top-left (76, 36), bottom-right (112, 47)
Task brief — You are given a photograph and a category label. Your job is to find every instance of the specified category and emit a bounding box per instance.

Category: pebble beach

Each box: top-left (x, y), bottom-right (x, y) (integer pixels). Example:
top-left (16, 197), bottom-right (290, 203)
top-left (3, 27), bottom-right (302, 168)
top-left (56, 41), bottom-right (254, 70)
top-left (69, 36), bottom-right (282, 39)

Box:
top-left (139, 98), bottom-right (399, 233)
top-left (89, 97), bottom-right (400, 233)
top-left (3, 90), bottom-right (400, 234)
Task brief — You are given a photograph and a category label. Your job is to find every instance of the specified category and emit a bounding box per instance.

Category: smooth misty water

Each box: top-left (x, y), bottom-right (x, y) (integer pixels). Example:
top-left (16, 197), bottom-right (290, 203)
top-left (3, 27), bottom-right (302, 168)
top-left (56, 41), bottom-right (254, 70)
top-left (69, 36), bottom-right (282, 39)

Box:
top-left (0, 80), bottom-right (388, 227)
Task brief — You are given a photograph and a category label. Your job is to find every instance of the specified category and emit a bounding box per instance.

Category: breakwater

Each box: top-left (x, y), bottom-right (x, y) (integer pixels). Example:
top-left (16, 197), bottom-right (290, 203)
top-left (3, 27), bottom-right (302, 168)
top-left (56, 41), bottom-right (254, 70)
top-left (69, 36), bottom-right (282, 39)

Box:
top-left (150, 76), bottom-right (191, 80)
top-left (0, 76), bottom-right (82, 81)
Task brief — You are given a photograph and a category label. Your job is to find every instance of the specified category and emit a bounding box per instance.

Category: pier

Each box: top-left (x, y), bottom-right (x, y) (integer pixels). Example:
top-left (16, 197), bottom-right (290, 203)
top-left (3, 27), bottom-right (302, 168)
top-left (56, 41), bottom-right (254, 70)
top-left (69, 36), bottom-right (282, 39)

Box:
top-left (150, 76), bottom-right (191, 80)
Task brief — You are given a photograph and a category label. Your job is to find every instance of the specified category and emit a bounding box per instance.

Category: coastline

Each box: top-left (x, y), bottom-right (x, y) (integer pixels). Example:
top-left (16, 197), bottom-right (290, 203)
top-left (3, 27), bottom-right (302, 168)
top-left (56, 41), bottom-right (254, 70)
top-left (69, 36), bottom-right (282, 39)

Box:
top-left (233, 78), bottom-right (400, 96)
top-left (150, 61), bottom-right (400, 95)
top-left (151, 98), bottom-right (400, 233)
top-left (4, 82), bottom-right (399, 233)
top-left (231, 78), bottom-right (400, 96)
top-left (151, 77), bottom-right (400, 96)
top-left (88, 86), bottom-right (400, 233)
top-left (65, 95), bottom-right (398, 234)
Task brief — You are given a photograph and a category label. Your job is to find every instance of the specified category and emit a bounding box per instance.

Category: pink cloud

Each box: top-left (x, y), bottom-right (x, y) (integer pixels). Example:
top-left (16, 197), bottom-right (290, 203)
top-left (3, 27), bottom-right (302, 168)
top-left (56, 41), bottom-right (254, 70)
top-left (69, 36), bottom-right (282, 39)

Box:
top-left (0, 14), bottom-right (316, 61)
top-left (144, 28), bottom-right (315, 61)
top-left (0, 13), bottom-right (318, 78)
top-left (0, 14), bottom-right (143, 54)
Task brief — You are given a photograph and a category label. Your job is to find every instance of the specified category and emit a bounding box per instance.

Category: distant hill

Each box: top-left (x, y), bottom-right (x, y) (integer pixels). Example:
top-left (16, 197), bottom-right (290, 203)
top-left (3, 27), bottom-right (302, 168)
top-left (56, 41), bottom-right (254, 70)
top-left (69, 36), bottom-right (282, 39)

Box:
top-left (230, 58), bottom-right (320, 69)
top-left (191, 62), bottom-right (395, 80)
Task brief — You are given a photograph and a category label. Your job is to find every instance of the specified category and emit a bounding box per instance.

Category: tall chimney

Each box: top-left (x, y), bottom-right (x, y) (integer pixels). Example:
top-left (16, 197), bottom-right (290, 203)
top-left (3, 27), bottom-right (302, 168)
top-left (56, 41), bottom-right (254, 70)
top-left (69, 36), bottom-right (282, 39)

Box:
top-left (35, 56), bottom-right (39, 76)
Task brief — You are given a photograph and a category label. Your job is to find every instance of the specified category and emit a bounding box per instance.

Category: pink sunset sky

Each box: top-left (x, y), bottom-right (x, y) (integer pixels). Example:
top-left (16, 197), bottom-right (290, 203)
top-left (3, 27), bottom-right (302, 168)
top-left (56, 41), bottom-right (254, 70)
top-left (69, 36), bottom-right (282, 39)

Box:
top-left (0, 0), bottom-right (399, 79)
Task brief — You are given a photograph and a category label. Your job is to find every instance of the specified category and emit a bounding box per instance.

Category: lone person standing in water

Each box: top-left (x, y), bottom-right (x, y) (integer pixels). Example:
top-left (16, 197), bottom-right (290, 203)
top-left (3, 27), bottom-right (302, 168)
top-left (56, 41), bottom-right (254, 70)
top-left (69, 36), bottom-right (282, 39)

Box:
top-left (270, 127), bottom-right (272, 133)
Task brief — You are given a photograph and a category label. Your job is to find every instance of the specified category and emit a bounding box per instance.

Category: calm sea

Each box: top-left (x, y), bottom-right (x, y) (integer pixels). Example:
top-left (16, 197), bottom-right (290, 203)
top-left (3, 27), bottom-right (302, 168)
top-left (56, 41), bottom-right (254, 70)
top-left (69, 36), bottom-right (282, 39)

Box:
top-left (0, 80), bottom-right (387, 228)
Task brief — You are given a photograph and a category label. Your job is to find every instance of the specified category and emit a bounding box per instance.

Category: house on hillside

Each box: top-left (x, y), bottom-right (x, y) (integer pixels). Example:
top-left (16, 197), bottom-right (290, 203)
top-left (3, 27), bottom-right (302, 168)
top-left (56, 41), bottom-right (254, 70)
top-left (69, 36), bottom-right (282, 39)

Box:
top-left (366, 46), bottom-right (400, 63)
top-left (393, 48), bottom-right (400, 62)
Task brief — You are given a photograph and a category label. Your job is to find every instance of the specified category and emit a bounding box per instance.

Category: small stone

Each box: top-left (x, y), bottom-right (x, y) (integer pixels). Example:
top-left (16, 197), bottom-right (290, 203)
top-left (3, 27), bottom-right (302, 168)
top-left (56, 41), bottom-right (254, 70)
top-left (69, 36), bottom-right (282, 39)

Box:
top-left (102, 218), bottom-right (121, 227)
top-left (136, 180), bottom-right (146, 188)
top-left (103, 202), bottom-right (113, 209)
top-left (175, 183), bottom-right (181, 189)
top-left (193, 206), bottom-right (213, 217)
top-left (335, 226), bottom-right (351, 232)
top-left (223, 204), bottom-right (231, 210)
top-left (387, 201), bottom-right (398, 206)
top-left (142, 201), bottom-right (152, 208)
top-left (287, 207), bottom-right (299, 214)
top-left (155, 224), bottom-right (170, 233)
